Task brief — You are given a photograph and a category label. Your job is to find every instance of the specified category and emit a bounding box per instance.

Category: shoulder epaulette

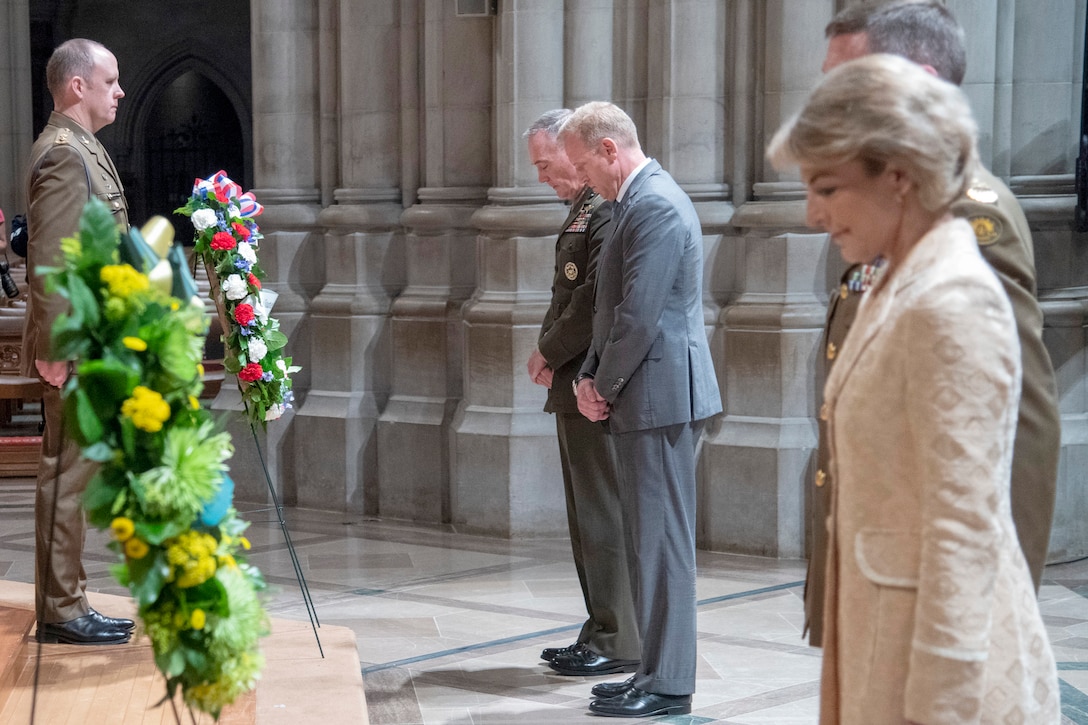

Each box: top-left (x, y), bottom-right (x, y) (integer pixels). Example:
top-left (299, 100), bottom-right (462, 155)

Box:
top-left (965, 178), bottom-right (998, 205)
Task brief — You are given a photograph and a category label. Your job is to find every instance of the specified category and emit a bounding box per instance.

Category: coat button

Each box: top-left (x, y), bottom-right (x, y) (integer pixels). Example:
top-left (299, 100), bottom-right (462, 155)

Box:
top-left (819, 402), bottom-right (829, 421)
top-left (839, 284), bottom-right (848, 300)
top-left (815, 469), bottom-right (827, 487)
top-left (826, 342), bottom-right (837, 360)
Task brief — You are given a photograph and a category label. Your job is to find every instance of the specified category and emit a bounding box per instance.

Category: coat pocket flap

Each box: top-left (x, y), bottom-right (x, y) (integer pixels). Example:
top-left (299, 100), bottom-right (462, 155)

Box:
top-left (854, 528), bottom-right (919, 588)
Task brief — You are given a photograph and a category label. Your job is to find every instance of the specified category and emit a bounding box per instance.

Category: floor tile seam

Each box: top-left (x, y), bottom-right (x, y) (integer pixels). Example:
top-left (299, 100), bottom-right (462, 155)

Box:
top-left (357, 581), bottom-right (813, 676)
top-left (697, 679), bottom-right (822, 720)
top-left (1059, 678), bottom-right (1088, 723)
top-left (694, 631), bottom-right (819, 657)
top-left (407, 669), bottom-right (591, 706)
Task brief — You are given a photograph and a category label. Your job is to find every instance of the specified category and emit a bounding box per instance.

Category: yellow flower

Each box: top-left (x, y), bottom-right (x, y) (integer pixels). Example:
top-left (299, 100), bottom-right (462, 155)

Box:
top-left (110, 517), bottom-right (135, 542)
top-left (100, 264), bottom-right (149, 298)
top-left (218, 553), bottom-right (238, 569)
top-left (122, 336), bottom-right (148, 351)
top-left (197, 363), bottom-right (205, 377)
top-left (188, 395), bottom-right (200, 410)
top-left (166, 530), bottom-right (220, 588)
top-left (120, 385), bottom-right (171, 433)
top-left (238, 536), bottom-right (251, 551)
top-left (190, 609), bottom-right (206, 630)
top-left (124, 537), bottom-right (149, 559)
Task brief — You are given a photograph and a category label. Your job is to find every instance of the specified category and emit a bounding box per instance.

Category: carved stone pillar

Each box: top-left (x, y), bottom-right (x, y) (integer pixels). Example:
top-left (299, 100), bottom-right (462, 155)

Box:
top-left (237, 0), bottom-right (326, 507)
top-left (1, 0), bottom-right (32, 215)
top-left (449, 0), bottom-right (570, 536)
top-left (701, 0), bottom-right (834, 557)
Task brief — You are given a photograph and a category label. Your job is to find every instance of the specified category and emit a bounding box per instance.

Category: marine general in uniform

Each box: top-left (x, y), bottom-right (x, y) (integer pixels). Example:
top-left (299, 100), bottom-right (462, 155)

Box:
top-left (523, 110), bottom-right (640, 677)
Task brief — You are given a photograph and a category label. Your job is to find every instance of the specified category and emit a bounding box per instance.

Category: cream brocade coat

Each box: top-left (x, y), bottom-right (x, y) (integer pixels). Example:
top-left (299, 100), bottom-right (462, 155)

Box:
top-left (819, 217), bottom-right (1059, 724)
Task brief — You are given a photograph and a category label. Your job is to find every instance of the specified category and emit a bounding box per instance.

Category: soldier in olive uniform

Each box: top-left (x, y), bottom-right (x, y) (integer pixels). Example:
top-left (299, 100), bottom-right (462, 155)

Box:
top-left (524, 110), bottom-right (640, 676)
top-left (804, 2), bottom-right (1060, 646)
top-left (24, 39), bottom-right (134, 645)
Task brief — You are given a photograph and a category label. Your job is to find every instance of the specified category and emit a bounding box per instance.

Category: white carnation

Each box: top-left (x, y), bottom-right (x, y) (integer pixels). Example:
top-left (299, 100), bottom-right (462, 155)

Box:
top-left (222, 274), bottom-right (247, 300)
top-left (236, 242), bottom-right (256, 264)
top-left (227, 204), bottom-right (241, 219)
top-left (265, 403), bottom-right (285, 421)
top-left (191, 208), bottom-right (218, 231)
top-left (247, 337), bottom-right (268, 362)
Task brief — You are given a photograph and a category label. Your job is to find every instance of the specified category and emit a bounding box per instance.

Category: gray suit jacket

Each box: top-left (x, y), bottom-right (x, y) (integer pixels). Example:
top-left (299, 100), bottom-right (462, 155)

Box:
top-left (580, 160), bottom-right (721, 433)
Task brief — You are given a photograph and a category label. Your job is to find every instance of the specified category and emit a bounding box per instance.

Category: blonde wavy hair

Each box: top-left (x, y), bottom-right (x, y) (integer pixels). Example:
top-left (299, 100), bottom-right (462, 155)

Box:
top-left (768, 53), bottom-right (978, 211)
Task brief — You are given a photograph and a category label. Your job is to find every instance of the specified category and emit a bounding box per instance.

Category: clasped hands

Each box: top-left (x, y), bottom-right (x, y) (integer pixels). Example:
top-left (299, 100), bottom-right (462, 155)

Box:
top-left (526, 349), bottom-right (609, 421)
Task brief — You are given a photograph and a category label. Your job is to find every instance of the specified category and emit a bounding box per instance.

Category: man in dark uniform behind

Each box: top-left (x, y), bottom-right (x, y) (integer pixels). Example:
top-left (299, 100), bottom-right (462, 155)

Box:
top-left (24, 38), bottom-right (135, 645)
top-left (523, 110), bottom-right (640, 676)
top-left (804, 1), bottom-right (1062, 647)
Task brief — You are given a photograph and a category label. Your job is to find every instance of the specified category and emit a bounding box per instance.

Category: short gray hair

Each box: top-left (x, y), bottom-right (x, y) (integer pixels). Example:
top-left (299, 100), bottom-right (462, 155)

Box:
top-left (46, 38), bottom-right (109, 98)
top-left (524, 109), bottom-right (572, 139)
top-left (825, 1), bottom-right (967, 86)
top-left (768, 53), bottom-right (977, 212)
top-left (557, 101), bottom-right (640, 150)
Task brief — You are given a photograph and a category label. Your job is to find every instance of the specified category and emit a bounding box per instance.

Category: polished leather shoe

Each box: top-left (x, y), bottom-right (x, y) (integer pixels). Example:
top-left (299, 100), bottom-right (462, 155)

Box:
top-left (547, 643), bottom-right (639, 676)
top-left (540, 641), bottom-right (579, 662)
top-left (589, 687), bottom-right (692, 718)
top-left (590, 675), bottom-right (636, 698)
top-left (89, 607), bottom-right (136, 631)
top-left (35, 614), bottom-right (131, 645)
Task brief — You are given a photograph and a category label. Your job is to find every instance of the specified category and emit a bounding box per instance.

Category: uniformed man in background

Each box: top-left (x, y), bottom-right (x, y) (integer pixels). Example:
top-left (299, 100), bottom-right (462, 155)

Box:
top-left (804, 0), bottom-right (1061, 647)
top-left (25, 38), bottom-right (135, 645)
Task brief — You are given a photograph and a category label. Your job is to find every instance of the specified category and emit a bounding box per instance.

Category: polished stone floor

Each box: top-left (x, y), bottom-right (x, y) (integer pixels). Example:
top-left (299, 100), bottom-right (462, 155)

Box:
top-left (3, 475), bottom-right (1088, 724)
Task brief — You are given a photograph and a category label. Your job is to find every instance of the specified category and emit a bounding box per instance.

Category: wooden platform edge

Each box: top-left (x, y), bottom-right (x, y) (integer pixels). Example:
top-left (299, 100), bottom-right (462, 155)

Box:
top-left (0, 580), bottom-right (369, 725)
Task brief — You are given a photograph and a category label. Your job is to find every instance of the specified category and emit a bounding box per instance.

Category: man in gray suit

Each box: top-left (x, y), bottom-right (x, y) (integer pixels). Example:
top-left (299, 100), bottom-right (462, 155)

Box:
top-left (560, 101), bottom-right (722, 719)
top-left (523, 110), bottom-right (641, 676)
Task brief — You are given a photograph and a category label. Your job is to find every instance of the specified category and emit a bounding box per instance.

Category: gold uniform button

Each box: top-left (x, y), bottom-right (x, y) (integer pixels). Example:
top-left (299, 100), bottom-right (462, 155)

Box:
top-left (815, 469), bottom-right (826, 488)
top-left (826, 342), bottom-right (837, 360)
top-left (819, 403), bottom-right (829, 421)
top-left (839, 284), bottom-right (848, 300)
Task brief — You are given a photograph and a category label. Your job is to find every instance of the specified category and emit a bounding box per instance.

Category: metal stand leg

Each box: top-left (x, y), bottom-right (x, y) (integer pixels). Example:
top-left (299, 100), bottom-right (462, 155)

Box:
top-left (245, 410), bottom-right (323, 658)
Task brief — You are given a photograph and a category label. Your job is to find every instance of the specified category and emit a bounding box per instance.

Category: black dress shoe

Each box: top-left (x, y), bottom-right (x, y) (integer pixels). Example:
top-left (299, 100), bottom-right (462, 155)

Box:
top-left (88, 607), bottom-right (136, 631)
top-left (547, 643), bottom-right (639, 676)
top-left (35, 614), bottom-right (132, 645)
top-left (540, 641), bottom-right (579, 662)
top-left (590, 675), bottom-right (636, 698)
top-left (589, 687), bottom-right (692, 718)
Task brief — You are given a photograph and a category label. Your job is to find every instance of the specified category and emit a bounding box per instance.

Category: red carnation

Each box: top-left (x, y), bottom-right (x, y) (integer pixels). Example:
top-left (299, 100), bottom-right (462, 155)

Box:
top-left (232, 221), bottom-right (251, 240)
top-left (248, 273), bottom-right (261, 290)
top-left (238, 362), bottom-right (264, 382)
top-left (210, 231), bottom-right (237, 251)
top-left (233, 303), bottom-right (255, 326)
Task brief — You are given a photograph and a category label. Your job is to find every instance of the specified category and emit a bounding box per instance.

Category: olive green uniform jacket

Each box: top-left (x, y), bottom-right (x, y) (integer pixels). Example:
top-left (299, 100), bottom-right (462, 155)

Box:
top-left (24, 111), bottom-right (128, 623)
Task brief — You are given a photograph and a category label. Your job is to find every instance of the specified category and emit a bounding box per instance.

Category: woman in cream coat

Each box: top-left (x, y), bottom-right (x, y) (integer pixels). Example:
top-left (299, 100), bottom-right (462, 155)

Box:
top-left (769, 54), bottom-right (1059, 724)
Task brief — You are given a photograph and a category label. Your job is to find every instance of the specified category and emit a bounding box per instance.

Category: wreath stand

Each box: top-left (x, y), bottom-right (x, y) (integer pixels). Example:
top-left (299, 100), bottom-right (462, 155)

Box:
top-left (204, 258), bottom-right (323, 657)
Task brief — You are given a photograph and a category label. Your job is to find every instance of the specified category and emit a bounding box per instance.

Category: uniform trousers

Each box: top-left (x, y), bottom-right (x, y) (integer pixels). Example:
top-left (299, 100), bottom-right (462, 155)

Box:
top-left (612, 420), bottom-right (702, 696)
top-left (35, 384), bottom-right (96, 623)
top-left (556, 412), bottom-right (640, 660)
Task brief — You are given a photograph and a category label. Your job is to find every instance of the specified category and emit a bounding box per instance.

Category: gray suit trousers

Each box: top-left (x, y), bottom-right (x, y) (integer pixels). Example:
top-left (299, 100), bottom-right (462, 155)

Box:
top-left (613, 420), bottom-right (702, 696)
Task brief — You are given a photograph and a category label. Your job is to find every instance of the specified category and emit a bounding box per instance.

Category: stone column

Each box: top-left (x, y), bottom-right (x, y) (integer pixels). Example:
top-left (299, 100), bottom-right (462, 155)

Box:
top-left (288, 1), bottom-right (408, 514)
top-left (450, 0), bottom-right (570, 537)
top-left (700, 0), bottom-right (836, 557)
top-left (564, 0), bottom-right (613, 106)
top-left (1, 0), bottom-right (32, 216)
top-left (233, 0), bottom-right (325, 507)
